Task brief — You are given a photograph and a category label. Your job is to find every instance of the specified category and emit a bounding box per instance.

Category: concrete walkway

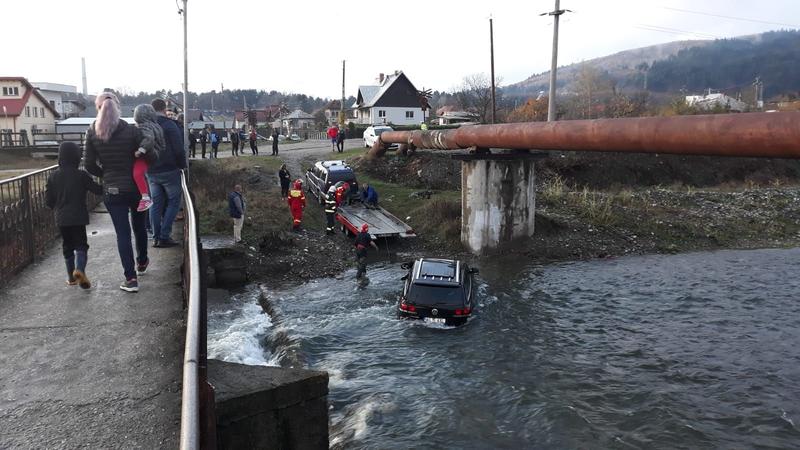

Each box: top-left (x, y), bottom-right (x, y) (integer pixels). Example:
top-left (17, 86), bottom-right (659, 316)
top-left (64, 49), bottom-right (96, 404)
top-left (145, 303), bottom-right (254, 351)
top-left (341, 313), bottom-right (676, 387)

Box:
top-left (0, 209), bottom-right (185, 448)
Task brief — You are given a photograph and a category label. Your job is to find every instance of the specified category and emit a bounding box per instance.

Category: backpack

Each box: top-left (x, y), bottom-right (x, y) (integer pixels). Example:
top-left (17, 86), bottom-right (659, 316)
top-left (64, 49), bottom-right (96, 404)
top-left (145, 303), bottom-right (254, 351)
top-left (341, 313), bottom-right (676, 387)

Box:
top-left (211, 132), bottom-right (218, 144)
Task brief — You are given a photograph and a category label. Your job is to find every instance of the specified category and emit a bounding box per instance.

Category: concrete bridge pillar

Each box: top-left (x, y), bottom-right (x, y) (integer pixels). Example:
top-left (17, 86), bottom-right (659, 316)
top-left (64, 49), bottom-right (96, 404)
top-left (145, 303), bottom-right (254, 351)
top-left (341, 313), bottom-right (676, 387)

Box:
top-left (454, 152), bottom-right (539, 254)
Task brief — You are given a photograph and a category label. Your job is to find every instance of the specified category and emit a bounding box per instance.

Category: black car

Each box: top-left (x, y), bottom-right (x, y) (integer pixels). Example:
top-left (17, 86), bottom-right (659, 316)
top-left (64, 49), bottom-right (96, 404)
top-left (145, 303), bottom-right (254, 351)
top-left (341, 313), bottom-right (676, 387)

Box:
top-left (398, 258), bottom-right (478, 326)
top-left (305, 160), bottom-right (360, 205)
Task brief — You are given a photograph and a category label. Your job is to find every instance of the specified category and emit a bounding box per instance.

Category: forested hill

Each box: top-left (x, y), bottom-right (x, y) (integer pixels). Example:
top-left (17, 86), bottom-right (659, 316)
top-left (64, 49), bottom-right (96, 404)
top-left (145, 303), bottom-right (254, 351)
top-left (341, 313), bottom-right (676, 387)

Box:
top-left (646, 30), bottom-right (800, 97)
top-left (506, 30), bottom-right (800, 99)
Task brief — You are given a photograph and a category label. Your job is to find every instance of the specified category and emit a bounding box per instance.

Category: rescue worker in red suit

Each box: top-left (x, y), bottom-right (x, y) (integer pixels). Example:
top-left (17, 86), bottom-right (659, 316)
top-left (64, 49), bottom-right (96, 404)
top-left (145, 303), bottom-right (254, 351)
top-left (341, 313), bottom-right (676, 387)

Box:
top-left (287, 180), bottom-right (306, 231)
top-left (335, 181), bottom-right (351, 206)
top-left (354, 223), bottom-right (378, 279)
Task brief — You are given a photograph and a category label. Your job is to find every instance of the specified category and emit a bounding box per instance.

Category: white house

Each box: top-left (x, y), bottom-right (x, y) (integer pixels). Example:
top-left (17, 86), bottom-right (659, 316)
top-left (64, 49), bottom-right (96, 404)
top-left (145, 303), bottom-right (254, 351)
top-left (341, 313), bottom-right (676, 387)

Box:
top-left (31, 82), bottom-right (88, 118)
top-left (0, 77), bottom-right (60, 141)
top-left (352, 71), bottom-right (424, 126)
top-left (281, 109), bottom-right (314, 132)
top-left (685, 92), bottom-right (747, 112)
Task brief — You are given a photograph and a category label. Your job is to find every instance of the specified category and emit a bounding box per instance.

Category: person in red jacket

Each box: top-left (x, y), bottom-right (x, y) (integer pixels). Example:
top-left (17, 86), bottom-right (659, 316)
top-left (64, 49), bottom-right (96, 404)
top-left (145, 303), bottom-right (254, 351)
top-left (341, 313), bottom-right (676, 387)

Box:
top-left (327, 126), bottom-right (338, 151)
top-left (287, 180), bottom-right (306, 231)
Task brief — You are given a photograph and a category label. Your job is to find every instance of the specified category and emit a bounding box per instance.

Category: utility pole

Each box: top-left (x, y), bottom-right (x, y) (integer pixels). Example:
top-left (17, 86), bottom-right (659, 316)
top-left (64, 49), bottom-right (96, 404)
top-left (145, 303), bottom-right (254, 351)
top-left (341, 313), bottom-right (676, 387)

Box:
top-left (489, 16), bottom-right (496, 124)
top-left (180, 0), bottom-right (189, 166)
top-left (753, 77), bottom-right (764, 110)
top-left (541, 0), bottom-right (570, 122)
top-left (339, 60), bottom-right (346, 126)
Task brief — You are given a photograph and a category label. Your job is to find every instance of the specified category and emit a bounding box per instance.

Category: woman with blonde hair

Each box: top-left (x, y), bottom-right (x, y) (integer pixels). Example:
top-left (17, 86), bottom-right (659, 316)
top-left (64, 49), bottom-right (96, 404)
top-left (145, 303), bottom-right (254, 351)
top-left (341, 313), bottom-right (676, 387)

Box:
top-left (84, 92), bottom-right (150, 293)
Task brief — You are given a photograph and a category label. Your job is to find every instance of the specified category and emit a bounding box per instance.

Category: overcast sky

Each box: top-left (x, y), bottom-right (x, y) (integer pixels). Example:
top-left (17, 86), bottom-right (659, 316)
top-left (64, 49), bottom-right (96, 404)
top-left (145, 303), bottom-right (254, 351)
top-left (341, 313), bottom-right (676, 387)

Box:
top-left (6, 0), bottom-right (798, 99)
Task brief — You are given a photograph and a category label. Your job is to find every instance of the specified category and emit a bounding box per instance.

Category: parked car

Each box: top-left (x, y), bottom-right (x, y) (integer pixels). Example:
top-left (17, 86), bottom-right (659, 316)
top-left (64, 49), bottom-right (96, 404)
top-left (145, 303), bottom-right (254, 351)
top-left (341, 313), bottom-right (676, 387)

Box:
top-left (305, 160), bottom-right (359, 204)
top-left (398, 258), bottom-right (478, 326)
top-left (289, 133), bottom-right (301, 141)
top-left (363, 125), bottom-right (398, 149)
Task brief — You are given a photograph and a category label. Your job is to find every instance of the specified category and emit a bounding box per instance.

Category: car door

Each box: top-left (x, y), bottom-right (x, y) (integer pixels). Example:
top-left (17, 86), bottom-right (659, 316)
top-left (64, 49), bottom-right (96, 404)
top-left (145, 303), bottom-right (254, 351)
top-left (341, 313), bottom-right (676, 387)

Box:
top-left (464, 267), bottom-right (473, 306)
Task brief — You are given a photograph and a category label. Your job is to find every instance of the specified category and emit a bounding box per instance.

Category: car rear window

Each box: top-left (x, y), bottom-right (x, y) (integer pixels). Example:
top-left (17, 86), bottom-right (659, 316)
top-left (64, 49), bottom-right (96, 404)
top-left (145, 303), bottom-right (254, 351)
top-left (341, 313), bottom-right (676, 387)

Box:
top-left (408, 284), bottom-right (464, 307)
top-left (328, 170), bottom-right (356, 184)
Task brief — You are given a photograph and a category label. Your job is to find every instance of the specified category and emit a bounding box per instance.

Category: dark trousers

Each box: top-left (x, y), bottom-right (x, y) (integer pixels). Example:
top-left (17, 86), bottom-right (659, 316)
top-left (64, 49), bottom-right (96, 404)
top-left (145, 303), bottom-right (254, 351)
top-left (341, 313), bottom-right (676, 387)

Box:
top-left (325, 212), bottom-right (335, 233)
top-left (356, 255), bottom-right (367, 279)
top-left (201, 142), bottom-right (207, 158)
top-left (60, 225), bottom-right (88, 258)
top-left (272, 143), bottom-right (278, 155)
top-left (232, 143), bottom-right (239, 157)
top-left (250, 140), bottom-right (258, 155)
top-left (337, 140), bottom-right (344, 152)
top-left (189, 144), bottom-right (196, 158)
top-left (104, 193), bottom-right (148, 280)
top-left (240, 140), bottom-right (245, 152)
top-left (211, 143), bottom-right (219, 158)
top-left (280, 184), bottom-right (289, 198)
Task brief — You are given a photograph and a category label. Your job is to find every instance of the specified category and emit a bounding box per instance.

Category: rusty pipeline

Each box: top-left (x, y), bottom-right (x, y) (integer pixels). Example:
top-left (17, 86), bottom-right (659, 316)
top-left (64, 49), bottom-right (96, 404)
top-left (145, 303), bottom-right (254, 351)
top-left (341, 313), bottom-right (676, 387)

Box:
top-left (370, 112), bottom-right (800, 159)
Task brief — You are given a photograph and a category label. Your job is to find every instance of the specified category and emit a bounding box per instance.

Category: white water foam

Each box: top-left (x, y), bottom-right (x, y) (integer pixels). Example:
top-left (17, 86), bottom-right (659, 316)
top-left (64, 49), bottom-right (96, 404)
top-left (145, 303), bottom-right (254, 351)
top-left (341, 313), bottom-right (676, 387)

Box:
top-left (330, 394), bottom-right (398, 447)
top-left (208, 295), bottom-right (279, 366)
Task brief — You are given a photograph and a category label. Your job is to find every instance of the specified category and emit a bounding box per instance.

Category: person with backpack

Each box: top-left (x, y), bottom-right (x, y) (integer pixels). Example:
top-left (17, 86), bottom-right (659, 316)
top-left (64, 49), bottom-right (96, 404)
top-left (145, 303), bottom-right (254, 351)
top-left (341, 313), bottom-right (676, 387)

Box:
top-left (210, 127), bottom-right (220, 158)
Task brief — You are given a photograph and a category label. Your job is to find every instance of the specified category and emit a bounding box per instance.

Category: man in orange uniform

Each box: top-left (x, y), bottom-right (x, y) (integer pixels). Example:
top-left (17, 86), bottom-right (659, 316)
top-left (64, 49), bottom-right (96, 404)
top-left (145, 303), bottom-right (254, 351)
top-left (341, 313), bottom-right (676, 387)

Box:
top-left (287, 180), bottom-right (306, 231)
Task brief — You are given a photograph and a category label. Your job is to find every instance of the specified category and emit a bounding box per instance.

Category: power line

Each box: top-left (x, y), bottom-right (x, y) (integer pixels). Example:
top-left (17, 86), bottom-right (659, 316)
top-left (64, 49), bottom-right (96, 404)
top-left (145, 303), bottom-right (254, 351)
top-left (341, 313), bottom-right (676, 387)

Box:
top-left (635, 24), bottom-right (721, 39)
top-left (662, 6), bottom-right (799, 28)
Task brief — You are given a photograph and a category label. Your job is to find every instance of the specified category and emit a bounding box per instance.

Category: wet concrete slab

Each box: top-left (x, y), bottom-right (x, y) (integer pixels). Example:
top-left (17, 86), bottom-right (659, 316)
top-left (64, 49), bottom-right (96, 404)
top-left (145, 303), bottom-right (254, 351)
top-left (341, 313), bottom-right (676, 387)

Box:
top-left (0, 210), bottom-right (185, 448)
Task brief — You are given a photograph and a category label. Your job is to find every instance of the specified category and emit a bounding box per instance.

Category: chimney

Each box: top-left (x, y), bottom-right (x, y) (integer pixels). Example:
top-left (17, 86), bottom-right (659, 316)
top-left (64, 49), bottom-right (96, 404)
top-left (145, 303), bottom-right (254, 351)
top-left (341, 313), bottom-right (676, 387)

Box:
top-left (81, 57), bottom-right (88, 95)
top-left (378, 73), bottom-right (385, 84)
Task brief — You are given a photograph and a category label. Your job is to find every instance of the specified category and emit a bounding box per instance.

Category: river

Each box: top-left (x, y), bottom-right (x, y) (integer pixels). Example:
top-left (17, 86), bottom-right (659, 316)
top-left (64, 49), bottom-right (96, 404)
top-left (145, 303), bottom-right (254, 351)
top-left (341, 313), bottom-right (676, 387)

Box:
top-left (208, 248), bottom-right (800, 449)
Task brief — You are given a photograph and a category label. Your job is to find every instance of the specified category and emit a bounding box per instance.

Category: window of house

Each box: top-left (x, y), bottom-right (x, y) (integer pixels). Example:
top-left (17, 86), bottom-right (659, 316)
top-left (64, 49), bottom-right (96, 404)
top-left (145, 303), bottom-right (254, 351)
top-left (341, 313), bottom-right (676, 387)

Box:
top-left (25, 106), bottom-right (30, 117)
top-left (405, 111), bottom-right (414, 118)
top-left (378, 110), bottom-right (386, 118)
top-left (41, 108), bottom-right (45, 118)
top-left (0, 87), bottom-right (15, 96)
top-left (49, 100), bottom-right (55, 107)
top-left (33, 107), bottom-right (38, 118)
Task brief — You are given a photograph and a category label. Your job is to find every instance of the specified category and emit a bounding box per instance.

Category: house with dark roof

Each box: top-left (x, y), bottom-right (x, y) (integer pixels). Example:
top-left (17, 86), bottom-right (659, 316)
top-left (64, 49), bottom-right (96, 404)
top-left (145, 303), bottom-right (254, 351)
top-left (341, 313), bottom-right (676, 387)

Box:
top-left (0, 77), bottom-right (60, 141)
top-left (281, 109), bottom-right (314, 131)
top-left (352, 71), bottom-right (424, 126)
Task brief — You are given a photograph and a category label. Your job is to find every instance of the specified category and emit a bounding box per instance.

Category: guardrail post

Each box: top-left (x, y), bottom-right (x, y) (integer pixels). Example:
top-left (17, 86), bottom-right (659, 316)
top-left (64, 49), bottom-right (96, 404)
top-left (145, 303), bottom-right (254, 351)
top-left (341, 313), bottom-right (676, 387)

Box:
top-left (20, 177), bottom-right (35, 264)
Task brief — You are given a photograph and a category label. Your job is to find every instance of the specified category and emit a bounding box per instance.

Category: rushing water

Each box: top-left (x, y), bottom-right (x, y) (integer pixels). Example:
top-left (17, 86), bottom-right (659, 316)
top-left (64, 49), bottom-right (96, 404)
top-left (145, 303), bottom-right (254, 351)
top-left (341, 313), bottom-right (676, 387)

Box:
top-left (208, 248), bottom-right (800, 449)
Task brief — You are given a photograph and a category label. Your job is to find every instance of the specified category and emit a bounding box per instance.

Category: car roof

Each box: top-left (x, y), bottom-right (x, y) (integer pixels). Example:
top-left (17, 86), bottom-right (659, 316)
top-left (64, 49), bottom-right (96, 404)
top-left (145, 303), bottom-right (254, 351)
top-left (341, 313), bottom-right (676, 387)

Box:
top-left (317, 160), bottom-right (352, 171)
top-left (411, 258), bottom-right (462, 286)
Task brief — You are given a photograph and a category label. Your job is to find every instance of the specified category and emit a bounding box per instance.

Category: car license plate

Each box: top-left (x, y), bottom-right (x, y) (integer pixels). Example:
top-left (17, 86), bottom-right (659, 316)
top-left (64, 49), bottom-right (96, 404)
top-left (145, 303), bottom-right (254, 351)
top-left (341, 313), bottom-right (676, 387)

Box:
top-left (424, 317), bottom-right (446, 324)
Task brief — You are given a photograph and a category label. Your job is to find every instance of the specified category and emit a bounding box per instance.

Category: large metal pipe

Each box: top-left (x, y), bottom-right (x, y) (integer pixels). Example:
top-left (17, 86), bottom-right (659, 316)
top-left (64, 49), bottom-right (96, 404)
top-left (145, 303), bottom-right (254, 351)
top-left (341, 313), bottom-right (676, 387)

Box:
top-left (373, 112), bottom-right (800, 159)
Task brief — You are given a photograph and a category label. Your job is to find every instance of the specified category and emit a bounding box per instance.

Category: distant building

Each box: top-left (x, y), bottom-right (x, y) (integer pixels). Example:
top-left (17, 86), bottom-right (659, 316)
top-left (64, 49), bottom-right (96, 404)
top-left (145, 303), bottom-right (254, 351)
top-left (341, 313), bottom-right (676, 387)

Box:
top-left (435, 106), bottom-right (479, 125)
top-left (0, 76), bottom-right (60, 141)
top-left (352, 71), bottom-right (424, 126)
top-left (32, 82), bottom-right (89, 118)
top-left (281, 109), bottom-right (314, 132)
top-left (319, 100), bottom-right (355, 126)
top-left (685, 92), bottom-right (747, 112)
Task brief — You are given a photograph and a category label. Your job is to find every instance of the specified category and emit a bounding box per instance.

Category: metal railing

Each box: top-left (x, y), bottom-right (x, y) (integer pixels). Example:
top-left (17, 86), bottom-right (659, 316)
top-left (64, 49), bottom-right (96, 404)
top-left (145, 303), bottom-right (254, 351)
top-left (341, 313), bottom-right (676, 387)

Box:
top-left (0, 165), bottom-right (102, 285)
top-left (179, 169), bottom-right (215, 449)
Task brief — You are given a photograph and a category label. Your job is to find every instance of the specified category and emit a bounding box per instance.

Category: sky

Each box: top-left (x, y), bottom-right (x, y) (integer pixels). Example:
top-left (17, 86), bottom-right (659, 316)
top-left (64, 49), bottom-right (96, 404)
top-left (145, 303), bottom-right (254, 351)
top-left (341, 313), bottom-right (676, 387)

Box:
top-left (4, 0), bottom-right (798, 99)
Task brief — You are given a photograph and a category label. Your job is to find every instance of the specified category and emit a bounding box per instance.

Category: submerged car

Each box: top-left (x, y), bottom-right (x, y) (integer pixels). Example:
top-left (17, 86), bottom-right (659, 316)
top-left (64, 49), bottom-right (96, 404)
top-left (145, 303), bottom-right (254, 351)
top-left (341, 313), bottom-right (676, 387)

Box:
top-left (398, 258), bottom-right (478, 326)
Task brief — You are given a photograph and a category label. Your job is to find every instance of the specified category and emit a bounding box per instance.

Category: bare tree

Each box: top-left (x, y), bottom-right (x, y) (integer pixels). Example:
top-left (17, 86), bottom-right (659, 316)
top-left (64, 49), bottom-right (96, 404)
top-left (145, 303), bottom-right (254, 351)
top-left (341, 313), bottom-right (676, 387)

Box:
top-left (454, 73), bottom-right (503, 123)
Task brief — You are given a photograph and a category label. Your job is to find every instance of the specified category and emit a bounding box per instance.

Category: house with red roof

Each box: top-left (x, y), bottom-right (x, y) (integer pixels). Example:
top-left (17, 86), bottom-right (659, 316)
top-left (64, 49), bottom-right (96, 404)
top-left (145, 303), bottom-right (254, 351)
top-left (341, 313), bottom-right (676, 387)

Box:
top-left (0, 77), bottom-right (60, 142)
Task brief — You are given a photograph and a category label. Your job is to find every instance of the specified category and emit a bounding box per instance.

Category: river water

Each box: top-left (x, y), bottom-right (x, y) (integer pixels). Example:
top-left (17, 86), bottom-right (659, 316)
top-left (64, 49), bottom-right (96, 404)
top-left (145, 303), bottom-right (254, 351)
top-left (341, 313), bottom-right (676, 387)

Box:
top-left (208, 248), bottom-right (800, 449)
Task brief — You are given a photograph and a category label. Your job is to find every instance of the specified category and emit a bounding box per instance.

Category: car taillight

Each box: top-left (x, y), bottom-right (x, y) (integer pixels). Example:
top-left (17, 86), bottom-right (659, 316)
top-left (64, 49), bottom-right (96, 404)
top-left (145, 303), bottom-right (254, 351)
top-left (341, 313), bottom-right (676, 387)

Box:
top-left (454, 307), bottom-right (472, 316)
top-left (400, 303), bottom-right (416, 312)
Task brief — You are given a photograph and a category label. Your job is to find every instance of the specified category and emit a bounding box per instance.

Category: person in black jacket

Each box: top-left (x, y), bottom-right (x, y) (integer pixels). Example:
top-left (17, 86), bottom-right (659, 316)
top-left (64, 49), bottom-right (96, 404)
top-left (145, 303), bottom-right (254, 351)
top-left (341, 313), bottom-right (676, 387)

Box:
top-left (278, 163), bottom-right (291, 198)
top-left (354, 224), bottom-right (378, 279)
top-left (85, 92), bottom-right (150, 293)
top-left (272, 129), bottom-right (279, 156)
top-left (188, 129), bottom-right (198, 158)
top-left (149, 98), bottom-right (187, 248)
top-left (46, 141), bottom-right (103, 288)
top-left (336, 126), bottom-right (345, 152)
top-left (229, 128), bottom-right (240, 157)
top-left (200, 127), bottom-right (208, 159)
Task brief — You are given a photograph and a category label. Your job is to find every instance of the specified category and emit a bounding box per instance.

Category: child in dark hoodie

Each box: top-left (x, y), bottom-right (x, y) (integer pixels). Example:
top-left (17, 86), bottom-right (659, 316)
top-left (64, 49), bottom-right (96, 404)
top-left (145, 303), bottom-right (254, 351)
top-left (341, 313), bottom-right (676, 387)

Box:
top-left (133, 104), bottom-right (165, 212)
top-left (46, 142), bottom-right (103, 288)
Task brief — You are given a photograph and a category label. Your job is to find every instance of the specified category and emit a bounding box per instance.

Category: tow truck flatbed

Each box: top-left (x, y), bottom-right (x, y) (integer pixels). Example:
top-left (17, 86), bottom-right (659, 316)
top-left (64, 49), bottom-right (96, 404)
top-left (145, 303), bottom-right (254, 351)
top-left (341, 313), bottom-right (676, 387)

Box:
top-left (336, 203), bottom-right (416, 238)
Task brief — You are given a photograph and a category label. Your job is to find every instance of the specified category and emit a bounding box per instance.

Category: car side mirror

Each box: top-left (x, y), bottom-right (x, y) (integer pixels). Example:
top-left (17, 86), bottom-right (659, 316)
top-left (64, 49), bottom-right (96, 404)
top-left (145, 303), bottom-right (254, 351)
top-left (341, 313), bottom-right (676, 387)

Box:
top-left (401, 275), bottom-right (408, 281)
top-left (400, 262), bottom-right (411, 270)
top-left (468, 268), bottom-right (479, 274)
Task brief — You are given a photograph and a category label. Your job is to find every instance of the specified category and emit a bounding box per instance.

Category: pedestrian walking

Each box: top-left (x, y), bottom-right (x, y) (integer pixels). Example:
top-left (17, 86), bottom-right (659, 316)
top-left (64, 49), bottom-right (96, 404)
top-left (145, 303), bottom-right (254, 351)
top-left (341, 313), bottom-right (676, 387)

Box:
top-left (354, 224), bottom-right (378, 280)
top-left (200, 127), bottom-right (208, 158)
top-left (327, 125), bottom-right (338, 151)
top-left (132, 104), bottom-right (165, 212)
top-left (228, 184), bottom-right (246, 243)
top-left (210, 127), bottom-right (220, 159)
top-left (249, 128), bottom-right (258, 155)
top-left (230, 128), bottom-right (240, 157)
top-left (149, 98), bottom-right (187, 249)
top-left (189, 129), bottom-right (198, 158)
top-left (324, 185), bottom-right (337, 234)
top-left (239, 128), bottom-right (246, 153)
top-left (278, 164), bottom-right (291, 198)
top-left (46, 141), bottom-right (103, 289)
top-left (84, 92), bottom-right (150, 293)
top-left (272, 129), bottom-right (279, 156)
top-left (287, 179), bottom-right (306, 231)
top-left (336, 126), bottom-right (345, 153)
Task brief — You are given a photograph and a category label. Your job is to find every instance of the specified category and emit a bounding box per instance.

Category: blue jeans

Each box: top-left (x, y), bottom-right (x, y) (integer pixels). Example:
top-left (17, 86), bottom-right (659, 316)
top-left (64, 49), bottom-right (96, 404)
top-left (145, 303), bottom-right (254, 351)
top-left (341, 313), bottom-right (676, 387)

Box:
top-left (148, 170), bottom-right (183, 241)
top-left (104, 192), bottom-right (148, 280)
